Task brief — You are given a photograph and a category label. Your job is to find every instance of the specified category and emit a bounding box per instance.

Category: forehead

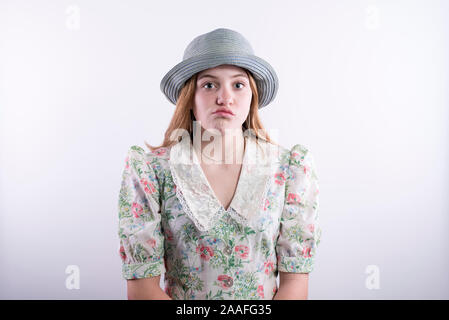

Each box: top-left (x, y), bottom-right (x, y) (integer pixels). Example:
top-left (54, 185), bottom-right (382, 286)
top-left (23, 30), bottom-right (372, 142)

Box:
top-left (197, 64), bottom-right (248, 79)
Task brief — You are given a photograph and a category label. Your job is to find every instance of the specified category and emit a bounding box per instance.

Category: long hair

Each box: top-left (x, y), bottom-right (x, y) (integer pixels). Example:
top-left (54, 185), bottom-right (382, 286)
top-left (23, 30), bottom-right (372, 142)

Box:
top-left (145, 68), bottom-right (276, 152)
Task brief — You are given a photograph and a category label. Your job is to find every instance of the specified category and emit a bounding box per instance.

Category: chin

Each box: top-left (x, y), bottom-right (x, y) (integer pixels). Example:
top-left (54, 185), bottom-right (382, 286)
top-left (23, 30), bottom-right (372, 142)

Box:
top-left (203, 120), bottom-right (242, 132)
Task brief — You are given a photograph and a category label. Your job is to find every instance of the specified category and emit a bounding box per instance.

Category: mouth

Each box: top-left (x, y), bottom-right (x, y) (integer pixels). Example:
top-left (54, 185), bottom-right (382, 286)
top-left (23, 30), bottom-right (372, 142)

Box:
top-left (213, 109), bottom-right (235, 116)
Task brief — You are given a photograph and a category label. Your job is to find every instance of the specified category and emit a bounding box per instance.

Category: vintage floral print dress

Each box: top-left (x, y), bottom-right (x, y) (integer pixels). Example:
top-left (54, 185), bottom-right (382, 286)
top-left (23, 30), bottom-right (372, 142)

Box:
top-left (117, 132), bottom-right (321, 300)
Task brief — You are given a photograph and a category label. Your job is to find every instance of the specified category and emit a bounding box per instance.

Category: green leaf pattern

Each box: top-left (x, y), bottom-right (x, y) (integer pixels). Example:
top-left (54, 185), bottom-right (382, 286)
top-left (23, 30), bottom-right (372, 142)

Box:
top-left (117, 143), bottom-right (321, 299)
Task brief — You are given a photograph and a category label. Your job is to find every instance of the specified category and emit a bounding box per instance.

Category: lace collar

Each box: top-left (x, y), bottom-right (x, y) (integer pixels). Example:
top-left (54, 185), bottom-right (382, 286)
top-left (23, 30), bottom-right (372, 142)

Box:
top-left (168, 132), bottom-right (281, 232)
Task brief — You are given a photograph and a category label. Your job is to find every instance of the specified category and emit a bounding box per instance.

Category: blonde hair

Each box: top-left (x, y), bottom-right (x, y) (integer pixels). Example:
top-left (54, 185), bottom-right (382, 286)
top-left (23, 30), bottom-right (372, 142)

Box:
top-left (145, 68), bottom-right (277, 152)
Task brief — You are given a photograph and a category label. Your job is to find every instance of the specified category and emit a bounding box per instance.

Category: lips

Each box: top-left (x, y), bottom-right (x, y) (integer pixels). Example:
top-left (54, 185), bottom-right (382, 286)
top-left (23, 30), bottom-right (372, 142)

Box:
top-left (213, 108), bottom-right (234, 115)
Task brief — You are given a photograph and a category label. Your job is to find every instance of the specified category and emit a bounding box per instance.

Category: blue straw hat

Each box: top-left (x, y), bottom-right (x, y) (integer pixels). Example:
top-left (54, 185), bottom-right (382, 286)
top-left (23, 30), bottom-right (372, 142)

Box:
top-left (160, 28), bottom-right (279, 109)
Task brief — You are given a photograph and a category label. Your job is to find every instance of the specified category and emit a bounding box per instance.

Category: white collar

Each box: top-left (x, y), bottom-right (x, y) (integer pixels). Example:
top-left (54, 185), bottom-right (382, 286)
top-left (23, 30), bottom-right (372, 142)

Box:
top-left (168, 132), bottom-right (281, 232)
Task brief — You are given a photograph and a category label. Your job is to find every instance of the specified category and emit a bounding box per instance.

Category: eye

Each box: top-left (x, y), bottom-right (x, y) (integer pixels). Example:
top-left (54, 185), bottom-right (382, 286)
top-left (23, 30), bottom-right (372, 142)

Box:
top-left (202, 82), bottom-right (215, 89)
top-left (201, 81), bottom-right (246, 89)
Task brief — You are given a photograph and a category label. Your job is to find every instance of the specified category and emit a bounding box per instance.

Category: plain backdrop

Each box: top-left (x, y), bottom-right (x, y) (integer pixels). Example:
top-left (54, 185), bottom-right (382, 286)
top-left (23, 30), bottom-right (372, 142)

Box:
top-left (0, 0), bottom-right (448, 299)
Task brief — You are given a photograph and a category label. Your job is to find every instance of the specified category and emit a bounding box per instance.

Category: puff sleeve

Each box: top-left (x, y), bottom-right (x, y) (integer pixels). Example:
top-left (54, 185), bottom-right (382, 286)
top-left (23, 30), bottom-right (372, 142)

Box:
top-left (276, 144), bottom-right (321, 273)
top-left (117, 145), bottom-right (165, 279)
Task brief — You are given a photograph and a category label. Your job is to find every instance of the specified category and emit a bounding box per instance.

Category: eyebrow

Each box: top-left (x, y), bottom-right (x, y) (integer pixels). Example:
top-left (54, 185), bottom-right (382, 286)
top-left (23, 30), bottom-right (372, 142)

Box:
top-left (197, 73), bottom-right (248, 81)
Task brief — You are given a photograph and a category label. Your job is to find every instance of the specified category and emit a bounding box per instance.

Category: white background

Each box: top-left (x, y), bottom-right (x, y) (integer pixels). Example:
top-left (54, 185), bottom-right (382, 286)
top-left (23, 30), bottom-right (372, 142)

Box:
top-left (1, 0), bottom-right (448, 299)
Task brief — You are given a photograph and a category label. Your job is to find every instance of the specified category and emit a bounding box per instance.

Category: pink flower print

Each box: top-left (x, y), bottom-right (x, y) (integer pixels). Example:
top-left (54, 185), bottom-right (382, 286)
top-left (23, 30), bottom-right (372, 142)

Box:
top-left (140, 178), bottom-right (156, 195)
top-left (146, 238), bottom-right (156, 248)
top-left (217, 275), bottom-right (233, 289)
top-left (125, 156), bottom-right (129, 169)
top-left (119, 245), bottom-right (127, 262)
top-left (308, 224), bottom-right (315, 233)
top-left (302, 246), bottom-right (312, 258)
top-left (263, 198), bottom-right (270, 211)
top-left (132, 202), bottom-right (143, 218)
top-left (286, 193), bottom-right (301, 205)
top-left (274, 172), bottom-right (286, 186)
top-left (196, 245), bottom-right (214, 261)
top-left (154, 148), bottom-right (167, 156)
top-left (291, 152), bottom-right (299, 159)
top-left (234, 245), bottom-right (249, 259)
top-left (257, 285), bottom-right (264, 298)
top-left (264, 261), bottom-right (275, 275)
top-left (144, 184), bottom-right (156, 194)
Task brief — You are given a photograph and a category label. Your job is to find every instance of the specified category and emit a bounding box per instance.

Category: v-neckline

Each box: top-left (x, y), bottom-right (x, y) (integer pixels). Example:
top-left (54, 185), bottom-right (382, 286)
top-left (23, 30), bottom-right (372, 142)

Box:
top-left (168, 131), bottom-right (276, 232)
top-left (191, 135), bottom-right (249, 212)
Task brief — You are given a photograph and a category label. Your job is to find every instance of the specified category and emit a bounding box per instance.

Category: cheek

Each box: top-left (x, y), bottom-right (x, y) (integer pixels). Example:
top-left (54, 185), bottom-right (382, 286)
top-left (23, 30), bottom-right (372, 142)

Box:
top-left (195, 91), bottom-right (214, 103)
top-left (233, 90), bottom-right (251, 111)
top-left (241, 91), bottom-right (252, 108)
top-left (241, 94), bottom-right (252, 116)
top-left (193, 97), bottom-right (209, 121)
top-left (235, 106), bottom-right (250, 123)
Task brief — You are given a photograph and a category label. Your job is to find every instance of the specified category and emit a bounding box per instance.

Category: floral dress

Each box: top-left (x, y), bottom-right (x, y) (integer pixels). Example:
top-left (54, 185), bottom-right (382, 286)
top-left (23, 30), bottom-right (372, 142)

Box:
top-left (117, 132), bottom-right (321, 300)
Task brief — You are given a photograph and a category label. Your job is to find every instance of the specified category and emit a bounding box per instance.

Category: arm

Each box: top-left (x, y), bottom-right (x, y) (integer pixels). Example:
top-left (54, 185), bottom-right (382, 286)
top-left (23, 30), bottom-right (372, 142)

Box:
top-left (273, 272), bottom-right (309, 300)
top-left (127, 276), bottom-right (172, 300)
top-left (275, 145), bottom-right (320, 300)
top-left (119, 146), bottom-right (168, 298)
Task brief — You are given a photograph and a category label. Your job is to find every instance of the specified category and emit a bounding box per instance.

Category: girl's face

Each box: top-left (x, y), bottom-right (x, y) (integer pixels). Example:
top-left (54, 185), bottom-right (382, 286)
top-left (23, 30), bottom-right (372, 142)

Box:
top-left (193, 64), bottom-right (252, 135)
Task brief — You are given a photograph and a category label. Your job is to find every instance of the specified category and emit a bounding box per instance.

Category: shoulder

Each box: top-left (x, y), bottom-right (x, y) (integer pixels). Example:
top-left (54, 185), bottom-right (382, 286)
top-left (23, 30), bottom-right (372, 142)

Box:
top-left (263, 141), bottom-right (310, 166)
top-left (289, 143), bottom-right (317, 171)
top-left (289, 143), bottom-right (311, 160)
top-left (267, 142), bottom-right (313, 168)
top-left (126, 145), bottom-right (170, 160)
top-left (258, 139), bottom-right (314, 164)
top-left (125, 145), bottom-right (171, 171)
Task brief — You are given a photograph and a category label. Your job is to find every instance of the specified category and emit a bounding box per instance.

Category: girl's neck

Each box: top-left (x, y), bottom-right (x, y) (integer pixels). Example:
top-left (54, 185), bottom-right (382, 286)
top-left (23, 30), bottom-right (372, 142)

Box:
top-left (193, 128), bottom-right (245, 166)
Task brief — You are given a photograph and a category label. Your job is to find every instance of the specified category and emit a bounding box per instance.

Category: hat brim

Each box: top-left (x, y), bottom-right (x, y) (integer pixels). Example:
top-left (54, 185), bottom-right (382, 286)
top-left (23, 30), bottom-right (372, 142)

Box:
top-left (160, 52), bottom-right (278, 109)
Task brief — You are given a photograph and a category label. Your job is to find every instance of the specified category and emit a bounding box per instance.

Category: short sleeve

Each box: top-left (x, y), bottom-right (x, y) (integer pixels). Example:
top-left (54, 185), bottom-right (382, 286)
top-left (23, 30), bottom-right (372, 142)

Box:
top-left (117, 145), bottom-right (165, 280)
top-left (276, 144), bottom-right (321, 274)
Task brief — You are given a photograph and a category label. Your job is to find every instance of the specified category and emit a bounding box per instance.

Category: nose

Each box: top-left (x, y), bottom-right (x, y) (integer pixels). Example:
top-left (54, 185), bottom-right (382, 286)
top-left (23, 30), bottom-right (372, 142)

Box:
top-left (216, 85), bottom-right (234, 106)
